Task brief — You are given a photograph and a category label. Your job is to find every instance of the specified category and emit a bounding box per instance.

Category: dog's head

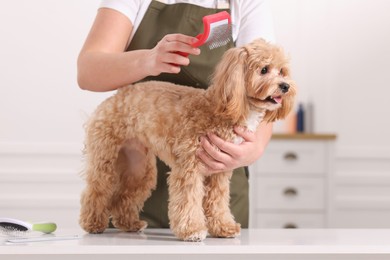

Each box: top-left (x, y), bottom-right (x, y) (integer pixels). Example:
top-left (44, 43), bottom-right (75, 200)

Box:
top-left (211, 38), bottom-right (296, 123)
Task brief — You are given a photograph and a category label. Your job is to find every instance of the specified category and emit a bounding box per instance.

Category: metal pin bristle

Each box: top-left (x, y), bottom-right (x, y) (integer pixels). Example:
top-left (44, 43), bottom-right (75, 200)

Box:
top-left (205, 24), bottom-right (233, 50)
top-left (0, 226), bottom-right (30, 237)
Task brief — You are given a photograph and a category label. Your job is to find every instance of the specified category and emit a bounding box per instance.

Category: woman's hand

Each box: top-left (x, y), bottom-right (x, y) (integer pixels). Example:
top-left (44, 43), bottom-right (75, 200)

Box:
top-left (147, 34), bottom-right (201, 76)
top-left (78, 9), bottom-right (202, 91)
top-left (196, 123), bottom-right (273, 175)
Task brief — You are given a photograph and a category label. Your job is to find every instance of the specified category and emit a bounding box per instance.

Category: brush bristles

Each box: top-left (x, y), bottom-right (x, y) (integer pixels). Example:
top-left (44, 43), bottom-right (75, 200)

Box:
top-left (205, 24), bottom-right (232, 50)
top-left (0, 226), bottom-right (30, 237)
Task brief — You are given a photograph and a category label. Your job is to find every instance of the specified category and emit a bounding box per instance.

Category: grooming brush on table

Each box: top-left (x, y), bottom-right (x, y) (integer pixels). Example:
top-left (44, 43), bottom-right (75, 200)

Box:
top-left (0, 217), bottom-right (57, 235)
top-left (178, 11), bottom-right (232, 56)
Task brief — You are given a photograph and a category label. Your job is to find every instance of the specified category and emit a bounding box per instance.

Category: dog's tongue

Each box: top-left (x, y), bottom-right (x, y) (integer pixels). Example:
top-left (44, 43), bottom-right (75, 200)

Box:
top-left (273, 96), bottom-right (282, 104)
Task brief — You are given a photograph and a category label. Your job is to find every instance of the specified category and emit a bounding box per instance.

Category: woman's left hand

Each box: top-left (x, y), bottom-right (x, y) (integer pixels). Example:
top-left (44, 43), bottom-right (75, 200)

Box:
top-left (196, 125), bottom-right (265, 175)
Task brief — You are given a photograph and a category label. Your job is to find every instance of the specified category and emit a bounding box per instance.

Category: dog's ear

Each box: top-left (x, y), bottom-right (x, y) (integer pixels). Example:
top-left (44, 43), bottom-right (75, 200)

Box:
top-left (264, 82), bottom-right (297, 122)
top-left (211, 47), bottom-right (249, 123)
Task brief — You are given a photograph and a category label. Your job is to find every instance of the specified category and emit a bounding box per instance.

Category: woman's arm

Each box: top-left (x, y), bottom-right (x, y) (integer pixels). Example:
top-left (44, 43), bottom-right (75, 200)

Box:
top-left (77, 8), bottom-right (200, 92)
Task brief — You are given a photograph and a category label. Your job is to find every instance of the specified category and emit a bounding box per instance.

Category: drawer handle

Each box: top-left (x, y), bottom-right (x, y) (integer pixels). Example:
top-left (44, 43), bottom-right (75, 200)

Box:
top-left (283, 187), bottom-right (298, 197)
top-left (284, 152), bottom-right (298, 161)
top-left (284, 223), bottom-right (298, 229)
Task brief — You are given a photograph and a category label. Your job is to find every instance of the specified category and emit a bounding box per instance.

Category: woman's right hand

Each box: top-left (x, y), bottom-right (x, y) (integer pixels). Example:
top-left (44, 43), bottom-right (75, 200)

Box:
top-left (77, 8), bottom-right (201, 92)
top-left (147, 34), bottom-right (201, 76)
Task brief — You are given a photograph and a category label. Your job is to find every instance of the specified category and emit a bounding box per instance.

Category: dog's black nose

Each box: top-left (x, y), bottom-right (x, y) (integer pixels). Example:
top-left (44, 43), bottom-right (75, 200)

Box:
top-left (279, 83), bottom-right (290, 93)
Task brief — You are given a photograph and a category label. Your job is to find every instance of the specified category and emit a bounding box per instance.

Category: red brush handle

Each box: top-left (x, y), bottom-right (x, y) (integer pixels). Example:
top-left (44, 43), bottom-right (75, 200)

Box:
top-left (193, 11), bottom-right (231, 48)
top-left (176, 11), bottom-right (231, 57)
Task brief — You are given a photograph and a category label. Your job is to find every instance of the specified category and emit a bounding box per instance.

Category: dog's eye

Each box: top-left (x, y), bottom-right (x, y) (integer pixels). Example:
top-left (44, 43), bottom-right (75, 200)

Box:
top-left (280, 68), bottom-right (284, 76)
top-left (260, 66), bottom-right (269, 75)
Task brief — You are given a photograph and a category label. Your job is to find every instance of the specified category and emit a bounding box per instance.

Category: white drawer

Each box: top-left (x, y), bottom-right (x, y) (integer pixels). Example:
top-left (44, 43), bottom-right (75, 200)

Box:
top-left (253, 177), bottom-right (325, 210)
top-left (249, 140), bottom-right (327, 176)
top-left (252, 212), bottom-right (325, 229)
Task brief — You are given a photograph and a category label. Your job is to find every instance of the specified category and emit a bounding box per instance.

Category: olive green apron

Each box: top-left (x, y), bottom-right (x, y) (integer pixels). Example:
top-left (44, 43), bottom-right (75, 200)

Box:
top-left (125, 0), bottom-right (249, 228)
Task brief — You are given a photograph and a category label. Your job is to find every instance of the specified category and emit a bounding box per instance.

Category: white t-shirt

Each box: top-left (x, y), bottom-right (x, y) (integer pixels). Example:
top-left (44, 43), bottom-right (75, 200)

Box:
top-left (99, 0), bottom-right (275, 47)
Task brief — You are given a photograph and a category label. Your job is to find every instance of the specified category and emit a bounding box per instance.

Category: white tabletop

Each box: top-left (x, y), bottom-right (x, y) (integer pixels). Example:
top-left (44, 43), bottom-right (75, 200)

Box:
top-left (1, 228), bottom-right (390, 260)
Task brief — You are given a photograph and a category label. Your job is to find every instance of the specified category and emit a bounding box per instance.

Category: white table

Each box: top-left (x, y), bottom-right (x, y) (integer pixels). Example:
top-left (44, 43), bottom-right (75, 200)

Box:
top-left (1, 228), bottom-right (390, 259)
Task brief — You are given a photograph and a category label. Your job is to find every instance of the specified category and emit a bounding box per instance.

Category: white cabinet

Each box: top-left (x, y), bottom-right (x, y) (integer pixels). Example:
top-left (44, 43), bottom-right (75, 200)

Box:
top-left (249, 134), bottom-right (336, 229)
top-left (254, 178), bottom-right (325, 210)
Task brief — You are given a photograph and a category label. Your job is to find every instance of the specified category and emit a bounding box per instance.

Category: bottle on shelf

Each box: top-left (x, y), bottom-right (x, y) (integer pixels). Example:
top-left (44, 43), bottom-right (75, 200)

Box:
top-left (296, 103), bottom-right (305, 133)
top-left (304, 101), bottom-right (314, 133)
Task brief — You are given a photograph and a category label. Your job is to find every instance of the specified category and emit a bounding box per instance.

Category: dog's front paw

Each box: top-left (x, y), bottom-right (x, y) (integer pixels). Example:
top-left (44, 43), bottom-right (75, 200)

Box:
top-left (112, 219), bottom-right (148, 233)
top-left (180, 229), bottom-right (208, 242)
top-left (79, 216), bottom-right (108, 234)
top-left (208, 221), bottom-right (241, 238)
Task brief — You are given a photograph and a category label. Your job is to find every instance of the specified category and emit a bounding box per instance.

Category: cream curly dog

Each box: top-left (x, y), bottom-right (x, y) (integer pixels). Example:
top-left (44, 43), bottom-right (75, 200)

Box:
top-left (79, 38), bottom-right (296, 241)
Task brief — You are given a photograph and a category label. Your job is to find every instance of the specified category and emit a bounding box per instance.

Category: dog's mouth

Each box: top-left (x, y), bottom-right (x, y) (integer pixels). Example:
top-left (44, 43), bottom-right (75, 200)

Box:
top-left (265, 95), bottom-right (282, 104)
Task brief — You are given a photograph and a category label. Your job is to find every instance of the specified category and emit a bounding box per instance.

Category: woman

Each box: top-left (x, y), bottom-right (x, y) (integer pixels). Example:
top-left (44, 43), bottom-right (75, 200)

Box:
top-left (77, 0), bottom-right (275, 228)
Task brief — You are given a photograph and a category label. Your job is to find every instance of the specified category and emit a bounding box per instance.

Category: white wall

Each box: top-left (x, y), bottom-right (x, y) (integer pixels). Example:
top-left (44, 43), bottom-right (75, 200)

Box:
top-left (0, 0), bottom-right (109, 148)
top-left (0, 0), bottom-right (389, 228)
top-left (272, 0), bottom-right (390, 154)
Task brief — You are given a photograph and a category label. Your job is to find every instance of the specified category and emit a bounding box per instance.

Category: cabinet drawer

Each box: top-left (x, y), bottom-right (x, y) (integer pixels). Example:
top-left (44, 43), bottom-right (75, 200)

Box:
top-left (253, 177), bottom-right (325, 210)
top-left (252, 212), bottom-right (325, 229)
top-left (250, 140), bottom-right (327, 176)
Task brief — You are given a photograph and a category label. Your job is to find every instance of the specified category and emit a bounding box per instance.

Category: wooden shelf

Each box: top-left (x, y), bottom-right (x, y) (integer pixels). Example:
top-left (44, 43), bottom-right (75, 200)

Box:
top-left (272, 133), bottom-right (337, 140)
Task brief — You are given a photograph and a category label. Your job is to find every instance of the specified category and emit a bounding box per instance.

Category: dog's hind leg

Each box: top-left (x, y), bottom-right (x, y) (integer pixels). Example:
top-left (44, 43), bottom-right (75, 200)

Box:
top-left (168, 167), bottom-right (207, 241)
top-left (203, 172), bottom-right (241, 238)
top-left (110, 139), bottom-right (157, 232)
top-left (79, 130), bottom-right (123, 234)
